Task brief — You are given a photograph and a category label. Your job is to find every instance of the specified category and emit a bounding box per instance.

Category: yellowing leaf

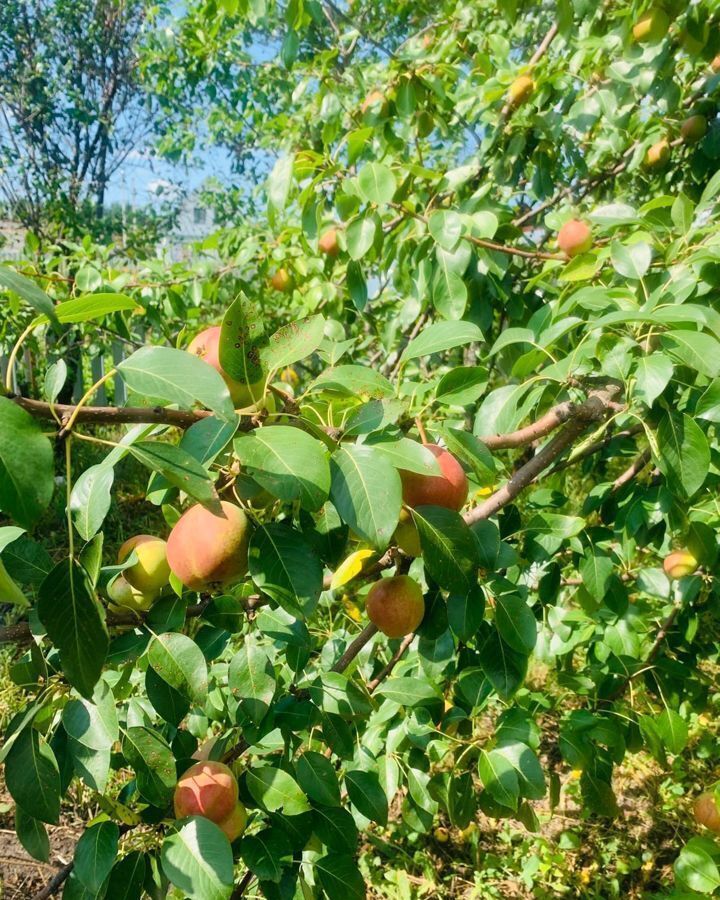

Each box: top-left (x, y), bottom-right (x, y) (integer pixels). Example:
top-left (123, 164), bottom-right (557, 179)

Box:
top-left (330, 549), bottom-right (376, 590)
top-left (342, 596), bottom-right (363, 623)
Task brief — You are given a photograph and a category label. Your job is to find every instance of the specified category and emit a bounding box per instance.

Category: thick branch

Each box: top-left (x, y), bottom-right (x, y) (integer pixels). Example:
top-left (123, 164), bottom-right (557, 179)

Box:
top-left (465, 391), bottom-right (615, 525)
top-left (481, 401), bottom-right (578, 450)
top-left (11, 395), bottom-right (213, 429)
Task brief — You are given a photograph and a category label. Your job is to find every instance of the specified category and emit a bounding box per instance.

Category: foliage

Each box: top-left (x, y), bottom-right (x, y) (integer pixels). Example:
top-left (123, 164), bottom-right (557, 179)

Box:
top-left (1, 1), bottom-right (720, 898)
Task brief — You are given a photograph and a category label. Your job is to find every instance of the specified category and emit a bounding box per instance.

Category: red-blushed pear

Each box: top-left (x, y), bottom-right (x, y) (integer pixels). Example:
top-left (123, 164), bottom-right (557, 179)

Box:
top-left (557, 219), bottom-right (593, 258)
top-left (117, 534), bottom-right (170, 598)
top-left (318, 227), bottom-right (340, 257)
top-left (712, 55), bottom-right (720, 73)
top-left (174, 760), bottom-right (238, 824)
top-left (361, 90), bottom-right (389, 118)
top-left (681, 115), bottom-right (707, 144)
top-left (167, 501), bottom-right (250, 591)
top-left (663, 549), bottom-right (698, 580)
top-left (394, 508), bottom-right (422, 557)
top-left (694, 792), bottom-right (720, 833)
top-left (366, 575), bottom-right (425, 638)
top-left (107, 575), bottom-right (154, 613)
top-left (507, 75), bottom-right (534, 108)
top-left (400, 444), bottom-right (469, 511)
top-left (187, 325), bottom-right (265, 408)
top-left (216, 801), bottom-right (248, 842)
top-left (270, 268), bottom-right (293, 293)
top-left (632, 8), bottom-right (670, 43)
top-left (645, 139), bottom-right (670, 168)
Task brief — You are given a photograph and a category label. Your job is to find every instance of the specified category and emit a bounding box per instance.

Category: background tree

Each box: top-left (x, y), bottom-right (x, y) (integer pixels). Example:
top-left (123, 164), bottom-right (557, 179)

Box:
top-left (0, 0), bottom-right (152, 236)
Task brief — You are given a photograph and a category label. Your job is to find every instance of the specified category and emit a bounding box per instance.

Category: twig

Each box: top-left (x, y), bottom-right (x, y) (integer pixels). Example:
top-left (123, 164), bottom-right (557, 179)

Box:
top-left (611, 448), bottom-right (651, 492)
top-left (31, 863), bottom-right (73, 900)
top-left (367, 632), bottom-right (415, 691)
top-left (331, 623), bottom-right (379, 672)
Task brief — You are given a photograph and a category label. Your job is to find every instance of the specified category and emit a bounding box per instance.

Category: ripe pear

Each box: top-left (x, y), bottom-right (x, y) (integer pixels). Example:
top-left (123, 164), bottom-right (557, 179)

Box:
top-left (318, 227), bottom-right (340, 257)
top-left (694, 792), bottom-right (720, 833)
top-left (681, 115), bottom-right (707, 144)
top-left (632, 9), bottom-right (670, 43)
top-left (188, 326), bottom-right (266, 409)
top-left (663, 549), bottom-right (698, 580)
top-left (217, 801), bottom-right (248, 841)
top-left (507, 75), bottom-right (534, 108)
top-left (107, 574), bottom-right (154, 613)
top-left (117, 534), bottom-right (170, 598)
top-left (174, 761), bottom-right (238, 823)
top-left (400, 444), bottom-right (469, 511)
top-left (557, 219), bottom-right (593, 258)
top-left (366, 574), bottom-right (425, 638)
top-left (167, 501), bottom-right (250, 591)
top-left (270, 268), bottom-right (293, 292)
top-left (361, 90), bottom-right (389, 118)
top-left (645, 139), bottom-right (670, 168)
top-left (394, 508), bottom-right (422, 557)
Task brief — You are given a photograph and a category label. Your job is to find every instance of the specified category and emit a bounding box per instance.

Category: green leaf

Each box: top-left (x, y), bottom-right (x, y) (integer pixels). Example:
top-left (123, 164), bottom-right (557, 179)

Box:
top-left (0, 266), bottom-right (59, 326)
top-left (579, 553), bottom-right (614, 603)
top-left (660, 330), bottom-right (720, 378)
top-left (375, 676), bottom-right (441, 706)
top-left (5, 728), bottom-right (60, 824)
top-left (147, 633), bottom-right (209, 705)
top-left (38, 559), bottom-right (108, 698)
top-left (0, 397), bottom-right (54, 529)
top-left (261, 315), bottom-right (326, 371)
top-left (15, 807), bottom-right (50, 862)
top-left (105, 851), bottom-right (147, 900)
top-left (62, 679), bottom-right (119, 751)
top-left (117, 346), bottom-right (235, 420)
top-left (267, 154), bottom-right (294, 222)
top-left (435, 367), bottom-right (487, 406)
top-left (478, 749), bottom-right (519, 809)
top-left (249, 523), bottom-right (323, 618)
top-left (346, 215), bottom-right (377, 260)
top-left (69, 464), bottom-right (115, 542)
top-left (312, 806), bottom-right (359, 851)
top-left (122, 726), bottom-right (176, 807)
top-left (239, 828), bottom-right (293, 883)
top-left (309, 672), bottom-right (373, 719)
top-left (656, 709), bottom-right (688, 754)
top-left (364, 436), bottom-right (441, 476)
top-left (74, 821), bottom-right (119, 894)
top-left (296, 751), bottom-right (342, 807)
top-left (428, 210), bottom-right (463, 251)
top-left (413, 506), bottom-right (478, 593)
top-left (310, 365), bottom-right (395, 398)
top-left (447, 586), bottom-right (485, 641)
top-left (128, 441), bottom-right (218, 507)
top-left (246, 767), bottom-right (311, 815)
top-left (32, 293), bottom-right (138, 326)
top-left (228, 639), bottom-right (276, 723)
top-left (345, 769), bottom-right (388, 825)
top-left (494, 592), bottom-right (536, 653)
top-left (696, 381), bottom-right (720, 422)
top-left (316, 853), bottom-right (366, 900)
top-left (330, 445), bottom-right (402, 551)
top-left (477, 627), bottom-right (528, 701)
top-left (633, 353), bottom-right (673, 406)
top-left (440, 427), bottom-right (496, 483)
top-left (161, 817), bottom-right (233, 900)
top-left (674, 837), bottom-right (720, 894)
top-left (655, 413), bottom-right (709, 497)
top-left (357, 162), bottom-right (396, 205)
top-left (400, 321), bottom-right (483, 363)
top-left (432, 259), bottom-right (467, 319)
top-left (610, 241), bottom-right (651, 279)
top-left (234, 426), bottom-right (330, 511)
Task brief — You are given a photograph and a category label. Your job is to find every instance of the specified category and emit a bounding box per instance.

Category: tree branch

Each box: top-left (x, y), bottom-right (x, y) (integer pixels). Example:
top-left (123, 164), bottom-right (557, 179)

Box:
top-left (11, 395), bottom-right (213, 429)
